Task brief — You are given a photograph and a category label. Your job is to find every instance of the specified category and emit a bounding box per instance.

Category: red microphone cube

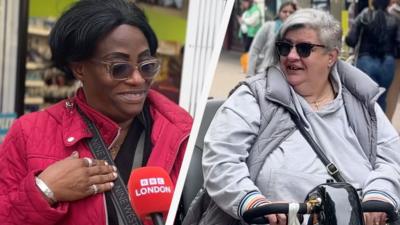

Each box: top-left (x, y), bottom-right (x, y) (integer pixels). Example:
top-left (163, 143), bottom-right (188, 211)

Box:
top-left (128, 167), bottom-right (175, 219)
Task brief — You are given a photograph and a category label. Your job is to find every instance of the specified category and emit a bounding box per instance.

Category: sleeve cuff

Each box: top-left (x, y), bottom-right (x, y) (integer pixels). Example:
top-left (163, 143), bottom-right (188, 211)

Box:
top-left (25, 170), bottom-right (69, 222)
top-left (363, 190), bottom-right (397, 209)
top-left (238, 191), bottom-right (269, 218)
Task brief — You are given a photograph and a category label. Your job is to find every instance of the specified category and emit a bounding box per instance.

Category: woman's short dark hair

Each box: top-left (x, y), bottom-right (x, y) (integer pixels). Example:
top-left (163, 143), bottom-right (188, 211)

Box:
top-left (278, 1), bottom-right (297, 14)
top-left (275, 1), bottom-right (297, 20)
top-left (367, 0), bottom-right (391, 57)
top-left (242, 0), bottom-right (254, 5)
top-left (49, 0), bottom-right (158, 79)
top-left (373, 0), bottom-right (390, 9)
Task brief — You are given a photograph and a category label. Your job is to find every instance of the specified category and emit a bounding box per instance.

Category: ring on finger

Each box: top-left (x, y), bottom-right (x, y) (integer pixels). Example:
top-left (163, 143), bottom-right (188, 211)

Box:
top-left (84, 157), bottom-right (93, 167)
top-left (91, 184), bottom-right (98, 195)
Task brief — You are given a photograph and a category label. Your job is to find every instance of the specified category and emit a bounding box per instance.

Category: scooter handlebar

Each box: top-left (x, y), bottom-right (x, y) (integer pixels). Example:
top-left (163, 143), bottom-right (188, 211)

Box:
top-left (362, 200), bottom-right (398, 222)
top-left (242, 203), bottom-right (308, 224)
top-left (242, 201), bottom-right (398, 224)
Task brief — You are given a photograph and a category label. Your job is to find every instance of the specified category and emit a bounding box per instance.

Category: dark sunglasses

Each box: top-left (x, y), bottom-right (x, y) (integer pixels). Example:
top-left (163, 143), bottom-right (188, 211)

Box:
top-left (93, 58), bottom-right (160, 80)
top-left (275, 41), bottom-right (326, 58)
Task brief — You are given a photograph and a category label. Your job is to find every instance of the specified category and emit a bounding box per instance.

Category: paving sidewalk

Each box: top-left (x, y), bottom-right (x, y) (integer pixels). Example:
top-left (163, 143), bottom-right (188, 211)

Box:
top-left (210, 50), bottom-right (245, 99)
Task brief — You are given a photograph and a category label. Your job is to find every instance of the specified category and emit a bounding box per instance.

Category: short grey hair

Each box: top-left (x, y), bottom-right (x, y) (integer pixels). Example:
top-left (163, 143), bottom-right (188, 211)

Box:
top-left (268, 8), bottom-right (342, 65)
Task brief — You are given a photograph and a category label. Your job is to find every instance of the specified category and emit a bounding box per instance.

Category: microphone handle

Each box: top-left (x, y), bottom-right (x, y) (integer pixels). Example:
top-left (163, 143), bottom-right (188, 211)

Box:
top-left (151, 213), bottom-right (165, 225)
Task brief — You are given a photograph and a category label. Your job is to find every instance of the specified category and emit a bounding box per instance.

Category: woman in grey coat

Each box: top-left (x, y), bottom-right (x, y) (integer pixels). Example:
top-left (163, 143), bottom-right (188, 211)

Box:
top-left (202, 8), bottom-right (400, 225)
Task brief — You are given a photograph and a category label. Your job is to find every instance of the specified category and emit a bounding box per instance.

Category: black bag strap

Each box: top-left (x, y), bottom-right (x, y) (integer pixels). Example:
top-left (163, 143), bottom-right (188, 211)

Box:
top-left (291, 114), bottom-right (346, 183)
top-left (77, 106), bottom-right (142, 225)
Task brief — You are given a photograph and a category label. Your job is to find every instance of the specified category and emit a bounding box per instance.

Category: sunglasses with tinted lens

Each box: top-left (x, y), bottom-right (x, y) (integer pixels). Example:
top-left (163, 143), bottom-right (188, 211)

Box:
top-left (95, 58), bottom-right (161, 80)
top-left (275, 41), bottom-right (326, 58)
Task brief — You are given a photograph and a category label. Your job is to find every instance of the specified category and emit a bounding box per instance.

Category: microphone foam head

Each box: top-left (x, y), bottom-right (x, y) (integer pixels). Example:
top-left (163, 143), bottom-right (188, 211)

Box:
top-left (128, 167), bottom-right (174, 219)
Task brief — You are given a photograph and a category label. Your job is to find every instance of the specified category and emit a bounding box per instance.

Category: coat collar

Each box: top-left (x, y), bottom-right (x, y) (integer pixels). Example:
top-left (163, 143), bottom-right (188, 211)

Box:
top-left (335, 60), bottom-right (382, 104)
top-left (264, 65), bottom-right (294, 110)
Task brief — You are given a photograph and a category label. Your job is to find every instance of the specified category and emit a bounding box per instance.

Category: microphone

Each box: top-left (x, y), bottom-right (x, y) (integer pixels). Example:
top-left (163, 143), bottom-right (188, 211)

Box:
top-left (128, 167), bottom-right (174, 225)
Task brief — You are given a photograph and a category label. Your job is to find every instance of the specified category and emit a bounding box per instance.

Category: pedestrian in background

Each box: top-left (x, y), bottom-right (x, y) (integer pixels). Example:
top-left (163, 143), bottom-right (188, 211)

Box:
top-left (237, 0), bottom-right (262, 73)
top-left (247, 1), bottom-right (297, 76)
top-left (386, 0), bottom-right (400, 120)
top-left (345, 0), bottom-right (400, 112)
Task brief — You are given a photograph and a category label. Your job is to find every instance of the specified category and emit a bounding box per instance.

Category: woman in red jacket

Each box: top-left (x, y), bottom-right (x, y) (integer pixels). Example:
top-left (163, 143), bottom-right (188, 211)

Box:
top-left (0, 0), bottom-right (192, 224)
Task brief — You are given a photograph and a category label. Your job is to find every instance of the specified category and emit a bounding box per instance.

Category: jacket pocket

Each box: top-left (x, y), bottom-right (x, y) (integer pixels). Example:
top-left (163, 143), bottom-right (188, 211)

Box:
top-left (27, 155), bottom-right (60, 172)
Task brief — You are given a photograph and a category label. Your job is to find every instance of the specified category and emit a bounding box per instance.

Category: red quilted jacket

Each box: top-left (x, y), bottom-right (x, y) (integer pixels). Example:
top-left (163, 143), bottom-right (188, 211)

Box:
top-left (0, 88), bottom-right (192, 225)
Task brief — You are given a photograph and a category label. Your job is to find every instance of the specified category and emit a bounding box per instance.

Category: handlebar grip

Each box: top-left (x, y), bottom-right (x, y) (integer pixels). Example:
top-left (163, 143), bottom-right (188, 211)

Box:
top-left (362, 200), bottom-right (399, 222)
top-left (242, 203), bottom-right (308, 224)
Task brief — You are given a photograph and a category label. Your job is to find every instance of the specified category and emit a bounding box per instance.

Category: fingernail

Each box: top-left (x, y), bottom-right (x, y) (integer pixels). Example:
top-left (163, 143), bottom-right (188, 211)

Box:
top-left (112, 166), bottom-right (117, 172)
top-left (113, 172), bottom-right (118, 178)
top-left (104, 161), bottom-right (109, 166)
top-left (110, 182), bottom-right (114, 188)
top-left (71, 151), bottom-right (79, 157)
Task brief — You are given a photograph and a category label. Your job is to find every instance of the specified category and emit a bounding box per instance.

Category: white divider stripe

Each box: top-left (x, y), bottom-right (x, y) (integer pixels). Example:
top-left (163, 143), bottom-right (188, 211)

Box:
top-left (1, 0), bottom-right (19, 113)
top-left (166, 1), bottom-right (235, 225)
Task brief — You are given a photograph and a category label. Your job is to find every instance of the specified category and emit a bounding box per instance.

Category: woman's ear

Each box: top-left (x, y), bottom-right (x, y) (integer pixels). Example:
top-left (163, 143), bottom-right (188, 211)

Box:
top-left (69, 62), bottom-right (85, 82)
top-left (328, 48), bottom-right (339, 67)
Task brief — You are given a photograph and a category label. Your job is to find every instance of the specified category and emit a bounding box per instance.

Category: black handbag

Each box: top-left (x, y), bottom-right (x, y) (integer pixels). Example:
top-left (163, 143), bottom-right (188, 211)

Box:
top-left (291, 114), bottom-right (400, 225)
top-left (305, 182), bottom-right (364, 225)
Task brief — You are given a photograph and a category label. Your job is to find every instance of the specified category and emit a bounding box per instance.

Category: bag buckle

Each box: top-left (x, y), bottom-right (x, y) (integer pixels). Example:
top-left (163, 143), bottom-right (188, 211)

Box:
top-left (326, 163), bottom-right (339, 176)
